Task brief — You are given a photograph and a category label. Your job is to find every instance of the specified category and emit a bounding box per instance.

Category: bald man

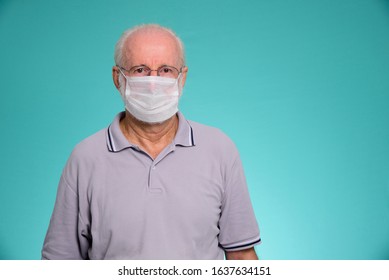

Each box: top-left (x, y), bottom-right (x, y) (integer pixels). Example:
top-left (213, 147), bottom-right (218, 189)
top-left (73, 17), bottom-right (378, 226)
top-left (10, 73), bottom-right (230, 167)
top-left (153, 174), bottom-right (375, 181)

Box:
top-left (42, 24), bottom-right (261, 260)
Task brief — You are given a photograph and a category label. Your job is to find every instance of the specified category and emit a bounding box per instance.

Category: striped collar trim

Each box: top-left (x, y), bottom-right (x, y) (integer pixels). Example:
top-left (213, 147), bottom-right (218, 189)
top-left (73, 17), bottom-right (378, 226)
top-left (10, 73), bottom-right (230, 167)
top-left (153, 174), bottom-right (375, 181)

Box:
top-left (106, 111), bottom-right (195, 153)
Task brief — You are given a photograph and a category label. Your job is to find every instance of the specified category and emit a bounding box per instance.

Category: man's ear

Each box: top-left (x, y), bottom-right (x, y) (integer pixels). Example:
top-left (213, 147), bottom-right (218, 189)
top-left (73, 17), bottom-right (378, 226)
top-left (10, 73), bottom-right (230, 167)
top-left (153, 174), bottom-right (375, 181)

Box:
top-left (112, 66), bottom-right (121, 90)
top-left (180, 66), bottom-right (188, 88)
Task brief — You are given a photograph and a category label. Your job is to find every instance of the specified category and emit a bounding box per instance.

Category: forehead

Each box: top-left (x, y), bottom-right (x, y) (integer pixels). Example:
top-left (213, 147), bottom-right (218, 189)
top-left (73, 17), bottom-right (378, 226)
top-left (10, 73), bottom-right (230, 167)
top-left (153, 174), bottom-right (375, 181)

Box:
top-left (123, 30), bottom-right (180, 67)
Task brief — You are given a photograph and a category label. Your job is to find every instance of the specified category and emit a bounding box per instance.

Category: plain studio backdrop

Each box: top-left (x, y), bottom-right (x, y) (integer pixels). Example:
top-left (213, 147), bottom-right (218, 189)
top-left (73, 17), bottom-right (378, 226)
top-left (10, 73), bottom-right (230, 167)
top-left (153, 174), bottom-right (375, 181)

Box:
top-left (0, 0), bottom-right (388, 259)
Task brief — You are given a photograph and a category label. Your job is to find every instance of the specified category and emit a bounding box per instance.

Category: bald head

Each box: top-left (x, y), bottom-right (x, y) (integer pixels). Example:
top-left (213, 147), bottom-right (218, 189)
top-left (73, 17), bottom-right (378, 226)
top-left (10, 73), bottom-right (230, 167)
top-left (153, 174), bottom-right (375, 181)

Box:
top-left (114, 24), bottom-right (185, 68)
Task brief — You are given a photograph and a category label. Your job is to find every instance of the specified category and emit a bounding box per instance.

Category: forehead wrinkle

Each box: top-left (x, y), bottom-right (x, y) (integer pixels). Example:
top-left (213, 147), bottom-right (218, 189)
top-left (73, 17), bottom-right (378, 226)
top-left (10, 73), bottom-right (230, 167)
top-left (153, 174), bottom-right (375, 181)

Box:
top-left (123, 30), bottom-right (181, 68)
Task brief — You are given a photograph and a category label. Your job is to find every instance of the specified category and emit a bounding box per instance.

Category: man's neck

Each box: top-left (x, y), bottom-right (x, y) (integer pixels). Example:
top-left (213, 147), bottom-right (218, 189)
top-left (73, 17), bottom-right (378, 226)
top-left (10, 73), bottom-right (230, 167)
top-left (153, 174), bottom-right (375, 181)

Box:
top-left (119, 111), bottom-right (179, 159)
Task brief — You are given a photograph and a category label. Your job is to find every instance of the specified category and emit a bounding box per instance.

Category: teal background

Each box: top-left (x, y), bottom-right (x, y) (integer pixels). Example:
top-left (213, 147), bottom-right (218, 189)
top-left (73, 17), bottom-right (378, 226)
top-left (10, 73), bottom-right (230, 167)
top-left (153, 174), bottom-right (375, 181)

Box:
top-left (0, 0), bottom-right (388, 259)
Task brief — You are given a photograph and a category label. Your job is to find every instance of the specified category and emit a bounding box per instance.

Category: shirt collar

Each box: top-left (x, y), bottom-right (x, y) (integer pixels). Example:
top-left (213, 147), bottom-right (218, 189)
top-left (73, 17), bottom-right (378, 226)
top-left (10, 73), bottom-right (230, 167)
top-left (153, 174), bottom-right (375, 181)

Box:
top-left (106, 111), bottom-right (195, 153)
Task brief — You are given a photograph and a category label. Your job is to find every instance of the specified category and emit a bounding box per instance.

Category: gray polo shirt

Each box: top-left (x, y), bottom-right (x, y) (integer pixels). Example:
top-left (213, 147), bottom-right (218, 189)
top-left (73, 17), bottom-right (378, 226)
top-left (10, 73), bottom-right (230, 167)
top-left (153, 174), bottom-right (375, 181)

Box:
top-left (42, 111), bottom-right (260, 259)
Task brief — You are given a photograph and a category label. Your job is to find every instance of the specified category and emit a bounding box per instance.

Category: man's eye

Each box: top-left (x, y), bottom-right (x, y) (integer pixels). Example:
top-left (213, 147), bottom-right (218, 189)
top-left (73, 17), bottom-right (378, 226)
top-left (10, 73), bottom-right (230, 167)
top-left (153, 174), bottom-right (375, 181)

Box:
top-left (134, 68), bottom-right (145, 73)
top-left (161, 67), bottom-right (172, 73)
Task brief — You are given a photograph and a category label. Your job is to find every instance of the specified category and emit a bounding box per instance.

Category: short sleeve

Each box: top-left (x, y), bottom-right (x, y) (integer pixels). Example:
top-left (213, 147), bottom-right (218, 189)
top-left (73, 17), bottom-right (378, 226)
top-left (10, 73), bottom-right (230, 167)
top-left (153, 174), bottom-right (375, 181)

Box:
top-left (41, 155), bottom-right (91, 259)
top-left (218, 153), bottom-right (261, 251)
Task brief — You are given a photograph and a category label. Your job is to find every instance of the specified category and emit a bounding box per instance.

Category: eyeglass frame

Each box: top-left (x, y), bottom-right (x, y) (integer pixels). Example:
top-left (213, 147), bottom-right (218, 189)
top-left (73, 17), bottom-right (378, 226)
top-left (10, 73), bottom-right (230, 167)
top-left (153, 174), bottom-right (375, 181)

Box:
top-left (116, 64), bottom-right (183, 78)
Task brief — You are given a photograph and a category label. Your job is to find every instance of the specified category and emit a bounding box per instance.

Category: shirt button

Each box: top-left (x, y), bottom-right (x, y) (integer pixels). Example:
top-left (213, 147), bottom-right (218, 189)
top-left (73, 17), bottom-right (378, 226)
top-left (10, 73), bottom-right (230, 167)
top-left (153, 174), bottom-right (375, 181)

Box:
top-left (152, 166), bottom-right (156, 170)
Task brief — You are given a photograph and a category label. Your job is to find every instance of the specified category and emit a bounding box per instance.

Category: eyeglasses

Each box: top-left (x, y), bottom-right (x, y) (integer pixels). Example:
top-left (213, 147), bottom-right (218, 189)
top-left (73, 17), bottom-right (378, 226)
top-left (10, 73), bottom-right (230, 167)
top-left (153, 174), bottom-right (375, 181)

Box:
top-left (118, 65), bottom-right (182, 78)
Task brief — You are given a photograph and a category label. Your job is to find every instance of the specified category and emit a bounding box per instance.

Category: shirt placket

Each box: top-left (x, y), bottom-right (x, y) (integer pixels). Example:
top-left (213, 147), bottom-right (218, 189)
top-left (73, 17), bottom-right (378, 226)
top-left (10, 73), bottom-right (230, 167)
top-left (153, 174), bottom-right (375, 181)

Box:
top-left (147, 143), bottom-right (176, 193)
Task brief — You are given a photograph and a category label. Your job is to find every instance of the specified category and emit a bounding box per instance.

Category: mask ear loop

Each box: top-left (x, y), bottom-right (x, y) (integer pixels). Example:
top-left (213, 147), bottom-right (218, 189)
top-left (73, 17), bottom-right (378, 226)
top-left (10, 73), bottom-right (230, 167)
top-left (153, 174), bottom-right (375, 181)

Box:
top-left (116, 67), bottom-right (129, 99)
top-left (117, 67), bottom-right (127, 78)
top-left (117, 67), bottom-right (127, 88)
top-left (176, 73), bottom-right (184, 96)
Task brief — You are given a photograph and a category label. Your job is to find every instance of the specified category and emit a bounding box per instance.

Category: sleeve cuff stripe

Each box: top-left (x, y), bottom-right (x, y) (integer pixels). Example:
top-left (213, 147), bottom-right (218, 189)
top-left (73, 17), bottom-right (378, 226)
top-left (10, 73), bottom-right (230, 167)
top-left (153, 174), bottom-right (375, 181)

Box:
top-left (222, 237), bottom-right (261, 250)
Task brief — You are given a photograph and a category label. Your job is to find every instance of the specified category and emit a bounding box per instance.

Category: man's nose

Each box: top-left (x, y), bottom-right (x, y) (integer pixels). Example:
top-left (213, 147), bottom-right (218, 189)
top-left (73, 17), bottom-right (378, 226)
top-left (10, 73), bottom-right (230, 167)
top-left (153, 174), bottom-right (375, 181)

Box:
top-left (149, 69), bottom-right (159, 76)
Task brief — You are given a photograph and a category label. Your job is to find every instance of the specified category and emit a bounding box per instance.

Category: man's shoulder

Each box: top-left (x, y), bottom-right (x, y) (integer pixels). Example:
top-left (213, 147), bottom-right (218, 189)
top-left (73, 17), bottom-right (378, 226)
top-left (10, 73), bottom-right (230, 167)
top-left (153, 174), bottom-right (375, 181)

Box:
top-left (188, 120), bottom-right (238, 152)
top-left (189, 120), bottom-right (227, 137)
top-left (60, 127), bottom-right (108, 180)
top-left (71, 127), bottom-right (108, 159)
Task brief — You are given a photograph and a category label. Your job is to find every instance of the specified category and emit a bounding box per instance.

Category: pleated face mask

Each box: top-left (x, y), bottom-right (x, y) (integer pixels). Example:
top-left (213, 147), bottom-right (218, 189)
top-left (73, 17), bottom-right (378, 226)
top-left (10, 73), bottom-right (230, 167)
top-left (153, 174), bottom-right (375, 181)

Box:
top-left (119, 71), bottom-right (182, 123)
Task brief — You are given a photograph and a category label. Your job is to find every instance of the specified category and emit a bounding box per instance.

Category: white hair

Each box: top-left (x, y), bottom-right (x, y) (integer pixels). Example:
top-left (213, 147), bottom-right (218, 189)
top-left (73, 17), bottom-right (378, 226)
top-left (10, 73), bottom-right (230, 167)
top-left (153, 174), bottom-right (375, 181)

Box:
top-left (114, 24), bottom-right (185, 68)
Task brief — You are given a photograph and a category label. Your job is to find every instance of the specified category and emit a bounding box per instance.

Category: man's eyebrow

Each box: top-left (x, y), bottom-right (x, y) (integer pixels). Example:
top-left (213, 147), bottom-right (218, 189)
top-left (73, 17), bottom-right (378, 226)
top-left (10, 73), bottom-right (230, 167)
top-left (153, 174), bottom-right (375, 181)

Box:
top-left (132, 64), bottom-right (173, 68)
top-left (131, 64), bottom-right (149, 67)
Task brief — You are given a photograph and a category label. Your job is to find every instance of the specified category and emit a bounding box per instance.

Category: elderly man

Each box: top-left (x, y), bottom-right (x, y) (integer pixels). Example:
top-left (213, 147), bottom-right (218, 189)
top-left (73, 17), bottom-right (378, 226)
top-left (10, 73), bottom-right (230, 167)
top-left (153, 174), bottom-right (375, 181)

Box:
top-left (42, 24), bottom-right (260, 260)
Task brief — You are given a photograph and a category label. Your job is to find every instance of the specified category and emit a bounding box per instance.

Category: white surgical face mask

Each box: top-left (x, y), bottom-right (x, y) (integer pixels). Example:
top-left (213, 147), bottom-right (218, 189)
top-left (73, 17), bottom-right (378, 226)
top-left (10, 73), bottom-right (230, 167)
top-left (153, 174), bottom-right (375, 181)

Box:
top-left (119, 71), bottom-right (182, 123)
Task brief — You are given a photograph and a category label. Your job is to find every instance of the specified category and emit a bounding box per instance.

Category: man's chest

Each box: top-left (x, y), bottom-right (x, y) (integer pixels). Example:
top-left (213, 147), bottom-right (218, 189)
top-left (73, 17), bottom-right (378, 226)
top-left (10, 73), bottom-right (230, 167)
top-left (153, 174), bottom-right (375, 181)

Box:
top-left (80, 151), bottom-right (226, 258)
